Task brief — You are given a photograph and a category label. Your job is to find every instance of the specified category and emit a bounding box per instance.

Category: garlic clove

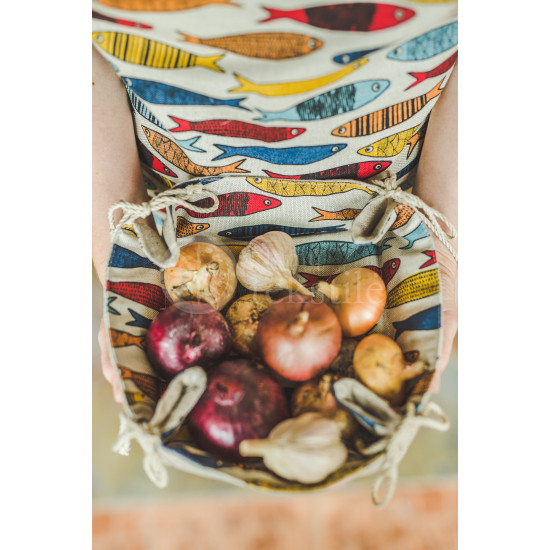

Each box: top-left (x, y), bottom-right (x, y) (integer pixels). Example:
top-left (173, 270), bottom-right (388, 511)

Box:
top-left (239, 412), bottom-right (348, 484)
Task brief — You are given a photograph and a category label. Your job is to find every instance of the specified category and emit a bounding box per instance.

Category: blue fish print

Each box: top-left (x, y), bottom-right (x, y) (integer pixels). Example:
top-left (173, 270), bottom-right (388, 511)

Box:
top-left (396, 155), bottom-right (420, 188)
top-left (393, 305), bottom-right (441, 339)
top-left (107, 296), bottom-right (120, 316)
top-left (126, 308), bottom-right (153, 329)
top-left (212, 143), bottom-right (346, 165)
top-left (387, 22), bottom-right (458, 62)
top-left (255, 80), bottom-right (390, 122)
top-left (400, 223), bottom-right (430, 249)
top-left (175, 136), bottom-right (205, 153)
top-left (174, 177), bottom-right (223, 189)
top-left (296, 239), bottom-right (391, 266)
top-left (126, 86), bottom-right (165, 129)
top-left (124, 77), bottom-right (250, 110)
top-left (218, 223), bottom-right (346, 240)
top-left (109, 244), bottom-right (161, 271)
top-left (333, 47), bottom-right (382, 65)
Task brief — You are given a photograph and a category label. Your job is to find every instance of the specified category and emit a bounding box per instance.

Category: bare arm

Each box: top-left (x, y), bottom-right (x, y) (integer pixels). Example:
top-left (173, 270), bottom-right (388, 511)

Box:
top-left (92, 45), bottom-right (150, 286)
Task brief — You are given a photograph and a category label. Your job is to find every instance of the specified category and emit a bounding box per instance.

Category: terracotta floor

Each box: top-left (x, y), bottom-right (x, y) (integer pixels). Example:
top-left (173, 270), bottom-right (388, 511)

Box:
top-left (92, 270), bottom-right (458, 549)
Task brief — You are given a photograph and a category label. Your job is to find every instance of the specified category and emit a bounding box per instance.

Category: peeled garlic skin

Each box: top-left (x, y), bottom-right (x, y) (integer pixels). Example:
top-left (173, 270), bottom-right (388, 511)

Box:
top-left (239, 412), bottom-right (348, 484)
top-left (164, 242), bottom-right (237, 311)
top-left (353, 333), bottom-right (426, 407)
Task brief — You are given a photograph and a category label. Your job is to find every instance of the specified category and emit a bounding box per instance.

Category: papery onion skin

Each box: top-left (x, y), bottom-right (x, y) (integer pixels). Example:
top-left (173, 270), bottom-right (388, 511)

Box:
top-left (164, 242), bottom-right (237, 310)
top-left (225, 293), bottom-right (273, 359)
top-left (353, 333), bottom-right (427, 407)
top-left (256, 294), bottom-right (342, 382)
top-left (187, 359), bottom-right (290, 461)
top-left (145, 301), bottom-right (232, 380)
top-left (317, 267), bottom-right (386, 338)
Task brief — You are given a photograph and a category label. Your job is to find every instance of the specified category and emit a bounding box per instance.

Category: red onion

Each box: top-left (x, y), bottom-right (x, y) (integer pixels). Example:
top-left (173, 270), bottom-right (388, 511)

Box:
top-left (256, 294), bottom-right (342, 382)
top-left (187, 359), bottom-right (289, 461)
top-left (145, 301), bottom-right (232, 380)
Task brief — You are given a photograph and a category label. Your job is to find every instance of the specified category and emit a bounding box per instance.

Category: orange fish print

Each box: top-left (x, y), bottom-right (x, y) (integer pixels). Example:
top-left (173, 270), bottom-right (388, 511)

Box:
top-left (176, 216), bottom-right (210, 238)
top-left (109, 328), bottom-right (146, 350)
top-left (142, 125), bottom-right (247, 176)
top-left (390, 204), bottom-right (415, 230)
top-left (118, 366), bottom-right (167, 401)
top-left (98, 0), bottom-right (237, 11)
top-left (309, 207), bottom-right (361, 222)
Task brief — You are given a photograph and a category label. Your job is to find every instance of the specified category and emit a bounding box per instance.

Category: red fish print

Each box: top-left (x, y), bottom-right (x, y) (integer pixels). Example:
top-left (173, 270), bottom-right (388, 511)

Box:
top-left (137, 141), bottom-right (177, 177)
top-left (168, 116), bottom-right (306, 143)
top-left (299, 272), bottom-right (339, 288)
top-left (419, 250), bottom-right (437, 269)
top-left (261, 3), bottom-right (415, 32)
top-left (106, 281), bottom-right (169, 311)
top-left (406, 51), bottom-right (458, 90)
top-left (264, 160), bottom-right (390, 181)
top-left (175, 192), bottom-right (282, 218)
top-left (92, 10), bottom-right (152, 29)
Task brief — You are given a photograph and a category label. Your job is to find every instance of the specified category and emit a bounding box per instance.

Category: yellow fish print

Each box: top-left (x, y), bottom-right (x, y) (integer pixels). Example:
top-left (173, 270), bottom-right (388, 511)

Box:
top-left (124, 390), bottom-right (153, 406)
top-left (142, 125), bottom-right (247, 176)
top-left (178, 31), bottom-right (322, 60)
top-left (246, 176), bottom-right (374, 197)
top-left (121, 224), bottom-right (138, 237)
top-left (309, 207), bottom-right (361, 222)
top-left (176, 217), bottom-right (210, 238)
top-left (358, 125), bottom-right (421, 158)
top-left (385, 268), bottom-right (440, 308)
top-left (98, 0), bottom-right (237, 10)
top-left (230, 58), bottom-right (368, 97)
top-left (92, 32), bottom-right (224, 72)
top-left (109, 328), bottom-right (146, 350)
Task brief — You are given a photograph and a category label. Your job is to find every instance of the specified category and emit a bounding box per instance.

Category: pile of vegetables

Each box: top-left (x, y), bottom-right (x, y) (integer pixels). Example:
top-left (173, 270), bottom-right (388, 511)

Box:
top-left (144, 231), bottom-right (430, 484)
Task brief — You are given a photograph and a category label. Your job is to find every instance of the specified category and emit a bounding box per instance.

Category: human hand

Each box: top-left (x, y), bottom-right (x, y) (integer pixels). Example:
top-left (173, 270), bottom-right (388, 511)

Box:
top-left (98, 315), bottom-right (123, 403)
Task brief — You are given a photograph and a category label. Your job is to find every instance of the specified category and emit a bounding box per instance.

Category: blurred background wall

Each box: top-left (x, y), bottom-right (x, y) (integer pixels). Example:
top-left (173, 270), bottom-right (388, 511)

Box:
top-left (92, 269), bottom-right (457, 550)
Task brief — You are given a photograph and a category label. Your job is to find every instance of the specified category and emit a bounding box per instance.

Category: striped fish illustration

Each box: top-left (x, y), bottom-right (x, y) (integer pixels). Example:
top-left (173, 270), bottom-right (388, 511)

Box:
top-left (175, 217), bottom-right (209, 238)
top-left (419, 250), bottom-right (437, 269)
top-left (106, 280), bottom-right (169, 311)
top-left (358, 124), bottom-right (421, 158)
top-left (388, 21), bottom-right (458, 61)
top-left (332, 78), bottom-right (445, 137)
top-left (168, 116), bottom-right (305, 142)
top-left (108, 244), bottom-right (161, 271)
top-left (92, 32), bottom-right (224, 71)
top-left (230, 58), bottom-right (368, 97)
top-left (309, 207), bottom-right (361, 222)
top-left (109, 328), bottom-right (146, 350)
top-left (333, 47), bottom-right (383, 65)
top-left (175, 192), bottom-right (282, 218)
top-left (296, 239), bottom-right (391, 266)
top-left (396, 155), bottom-right (420, 182)
top-left (137, 141), bottom-right (178, 177)
top-left (126, 87), bottom-right (165, 128)
top-left (260, 4), bottom-right (415, 32)
top-left (213, 143), bottom-right (346, 165)
top-left (264, 160), bottom-right (390, 181)
top-left (255, 79), bottom-right (389, 122)
top-left (246, 176), bottom-right (375, 197)
top-left (178, 31), bottom-right (322, 59)
top-left (127, 308), bottom-right (152, 329)
top-left (390, 204), bottom-right (415, 230)
top-left (393, 305), bottom-right (441, 339)
top-left (97, 0), bottom-right (237, 9)
top-left (125, 77), bottom-right (249, 110)
top-left (400, 223), bottom-right (430, 249)
top-left (407, 51), bottom-right (458, 90)
top-left (218, 223), bottom-right (346, 240)
top-left (118, 366), bottom-right (167, 401)
top-left (385, 268), bottom-right (440, 308)
top-left (142, 125), bottom-right (247, 176)
top-left (92, 10), bottom-right (152, 29)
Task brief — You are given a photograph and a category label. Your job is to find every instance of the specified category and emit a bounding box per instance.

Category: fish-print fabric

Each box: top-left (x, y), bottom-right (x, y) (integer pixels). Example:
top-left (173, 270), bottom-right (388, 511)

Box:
top-left (97, 0), bottom-right (457, 492)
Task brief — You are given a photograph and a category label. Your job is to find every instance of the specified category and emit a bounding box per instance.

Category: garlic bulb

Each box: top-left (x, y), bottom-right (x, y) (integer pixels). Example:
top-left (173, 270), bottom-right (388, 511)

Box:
top-left (239, 412), bottom-right (348, 484)
top-left (236, 231), bottom-right (314, 296)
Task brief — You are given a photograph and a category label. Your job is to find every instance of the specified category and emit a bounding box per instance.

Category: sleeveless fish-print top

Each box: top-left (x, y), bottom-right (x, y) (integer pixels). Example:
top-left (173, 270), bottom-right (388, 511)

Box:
top-left (92, 0), bottom-right (457, 190)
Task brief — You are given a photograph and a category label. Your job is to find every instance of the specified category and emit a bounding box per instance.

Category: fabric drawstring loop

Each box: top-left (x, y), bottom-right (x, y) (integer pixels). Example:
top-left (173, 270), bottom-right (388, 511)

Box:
top-left (108, 183), bottom-right (219, 238)
top-left (366, 401), bottom-right (450, 508)
top-left (363, 174), bottom-right (458, 262)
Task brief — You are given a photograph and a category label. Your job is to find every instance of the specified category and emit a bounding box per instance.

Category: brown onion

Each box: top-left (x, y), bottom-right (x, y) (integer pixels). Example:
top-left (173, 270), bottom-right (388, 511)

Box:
top-left (225, 293), bottom-right (273, 358)
top-left (353, 333), bottom-right (427, 407)
top-left (291, 374), bottom-right (357, 440)
top-left (164, 241), bottom-right (237, 310)
top-left (316, 267), bottom-right (386, 337)
top-left (256, 294), bottom-right (342, 382)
